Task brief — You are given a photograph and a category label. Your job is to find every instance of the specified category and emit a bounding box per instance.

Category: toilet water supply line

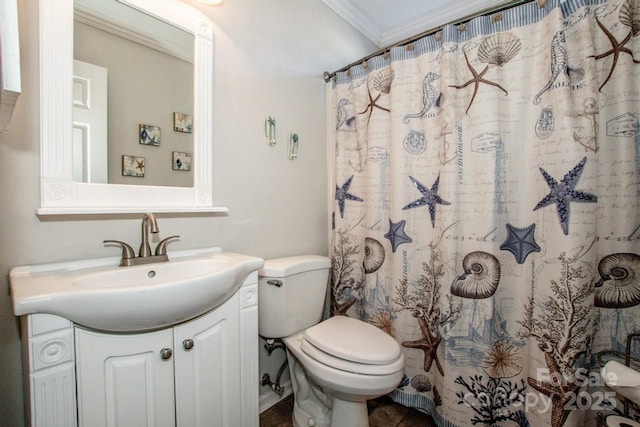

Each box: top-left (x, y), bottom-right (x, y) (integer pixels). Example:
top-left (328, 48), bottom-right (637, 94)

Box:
top-left (261, 338), bottom-right (288, 396)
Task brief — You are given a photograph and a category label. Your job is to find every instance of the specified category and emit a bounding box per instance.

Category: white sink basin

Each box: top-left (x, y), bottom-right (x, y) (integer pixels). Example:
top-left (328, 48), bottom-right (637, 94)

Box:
top-left (10, 247), bottom-right (264, 332)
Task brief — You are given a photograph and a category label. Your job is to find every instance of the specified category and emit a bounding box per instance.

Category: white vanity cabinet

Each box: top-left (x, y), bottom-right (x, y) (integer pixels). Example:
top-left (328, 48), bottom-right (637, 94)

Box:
top-left (74, 327), bottom-right (176, 427)
top-left (21, 273), bottom-right (259, 427)
top-left (21, 314), bottom-right (77, 427)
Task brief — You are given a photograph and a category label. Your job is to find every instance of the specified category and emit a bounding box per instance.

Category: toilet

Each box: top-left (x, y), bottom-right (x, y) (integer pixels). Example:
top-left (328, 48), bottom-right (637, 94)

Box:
top-left (258, 255), bottom-right (405, 427)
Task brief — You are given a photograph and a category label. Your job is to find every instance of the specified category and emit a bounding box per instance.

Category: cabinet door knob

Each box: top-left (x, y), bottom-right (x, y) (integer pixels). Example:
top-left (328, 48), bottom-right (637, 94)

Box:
top-left (183, 339), bottom-right (195, 351)
top-left (160, 348), bottom-right (173, 360)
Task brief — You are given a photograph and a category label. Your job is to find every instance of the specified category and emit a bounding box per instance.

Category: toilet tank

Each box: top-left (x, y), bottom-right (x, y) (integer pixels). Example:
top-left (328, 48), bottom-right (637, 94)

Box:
top-left (258, 255), bottom-right (331, 339)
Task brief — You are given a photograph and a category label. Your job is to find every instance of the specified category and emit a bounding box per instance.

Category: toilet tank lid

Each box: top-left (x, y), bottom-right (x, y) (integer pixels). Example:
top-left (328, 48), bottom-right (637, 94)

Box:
top-left (259, 255), bottom-right (330, 277)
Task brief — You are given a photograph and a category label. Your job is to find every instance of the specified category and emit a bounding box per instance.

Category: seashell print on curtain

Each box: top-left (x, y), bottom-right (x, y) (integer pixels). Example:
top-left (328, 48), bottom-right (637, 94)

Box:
top-left (328, 0), bottom-right (640, 426)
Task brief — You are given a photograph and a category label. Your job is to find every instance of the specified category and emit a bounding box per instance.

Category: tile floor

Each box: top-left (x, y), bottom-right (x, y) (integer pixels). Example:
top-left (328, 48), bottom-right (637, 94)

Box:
top-left (259, 394), bottom-right (436, 427)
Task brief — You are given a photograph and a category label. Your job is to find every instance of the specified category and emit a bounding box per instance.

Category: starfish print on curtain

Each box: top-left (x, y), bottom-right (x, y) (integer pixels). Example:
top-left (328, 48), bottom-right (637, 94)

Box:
top-left (402, 175), bottom-right (451, 228)
top-left (449, 32), bottom-right (521, 114)
top-left (384, 219), bottom-right (413, 253)
top-left (533, 157), bottom-right (597, 235)
top-left (500, 223), bottom-right (542, 264)
top-left (393, 241), bottom-right (462, 376)
top-left (358, 69), bottom-right (393, 123)
top-left (335, 175), bottom-right (363, 218)
top-left (589, 1), bottom-right (640, 91)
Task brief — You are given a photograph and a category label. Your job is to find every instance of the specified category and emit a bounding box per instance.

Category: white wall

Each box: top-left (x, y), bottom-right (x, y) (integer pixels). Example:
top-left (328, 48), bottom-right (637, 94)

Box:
top-left (0, 0), bottom-right (375, 425)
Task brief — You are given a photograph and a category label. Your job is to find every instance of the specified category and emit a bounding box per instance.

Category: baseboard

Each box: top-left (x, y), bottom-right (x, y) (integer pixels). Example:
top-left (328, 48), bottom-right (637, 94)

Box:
top-left (259, 379), bottom-right (293, 413)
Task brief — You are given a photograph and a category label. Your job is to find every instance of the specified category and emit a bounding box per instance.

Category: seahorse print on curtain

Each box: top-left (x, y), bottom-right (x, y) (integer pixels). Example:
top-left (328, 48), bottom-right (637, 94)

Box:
top-left (533, 30), bottom-right (585, 105)
top-left (402, 72), bottom-right (442, 124)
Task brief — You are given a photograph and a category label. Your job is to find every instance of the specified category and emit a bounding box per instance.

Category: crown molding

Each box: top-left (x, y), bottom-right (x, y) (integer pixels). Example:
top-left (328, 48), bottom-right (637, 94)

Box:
top-left (381, 0), bottom-right (514, 46)
top-left (322, 0), bottom-right (384, 46)
top-left (74, 4), bottom-right (193, 62)
top-left (325, 0), bottom-right (515, 48)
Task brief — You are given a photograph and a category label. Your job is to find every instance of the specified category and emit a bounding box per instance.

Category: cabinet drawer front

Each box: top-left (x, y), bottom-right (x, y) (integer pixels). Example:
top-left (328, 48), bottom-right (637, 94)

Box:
top-left (29, 314), bottom-right (72, 336)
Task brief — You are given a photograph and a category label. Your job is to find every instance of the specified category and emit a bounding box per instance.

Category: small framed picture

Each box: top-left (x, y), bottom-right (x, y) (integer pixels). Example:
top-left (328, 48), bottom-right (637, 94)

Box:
top-left (173, 151), bottom-right (191, 171)
top-left (122, 155), bottom-right (145, 177)
top-left (139, 124), bottom-right (161, 146)
top-left (173, 112), bottom-right (193, 133)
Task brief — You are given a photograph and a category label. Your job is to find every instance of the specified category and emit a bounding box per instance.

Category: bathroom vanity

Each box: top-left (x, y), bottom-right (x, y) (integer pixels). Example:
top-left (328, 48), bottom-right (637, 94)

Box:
top-left (11, 247), bottom-right (262, 427)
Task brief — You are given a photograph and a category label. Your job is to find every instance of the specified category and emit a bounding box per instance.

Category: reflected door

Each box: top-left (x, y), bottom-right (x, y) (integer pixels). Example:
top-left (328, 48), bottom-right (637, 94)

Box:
top-left (73, 60), bottom-right (107, 183)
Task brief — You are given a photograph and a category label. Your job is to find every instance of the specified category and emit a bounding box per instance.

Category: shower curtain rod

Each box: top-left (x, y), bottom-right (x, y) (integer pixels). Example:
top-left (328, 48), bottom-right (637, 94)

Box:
top-left (323, 0), bottom-right (544, 82)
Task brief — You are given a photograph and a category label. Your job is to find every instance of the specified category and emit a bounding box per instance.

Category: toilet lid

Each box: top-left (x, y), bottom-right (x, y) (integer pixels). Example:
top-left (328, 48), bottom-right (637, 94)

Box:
top-left (301, 338), bottom-right (404, 375)
top-left (303, 316), bottom-right (401, 365)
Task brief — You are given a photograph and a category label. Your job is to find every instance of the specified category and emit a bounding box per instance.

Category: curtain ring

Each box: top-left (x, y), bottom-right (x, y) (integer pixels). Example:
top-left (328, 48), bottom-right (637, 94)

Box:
top-left (383, 50), bottom-right (390, 60)
top-left (458, 23), bottom-right (467, 32)
top-left (346, 69), bottom-right (351, 77)
top-left (434, 31), bottom-right (442, 41)
top-left (492, 13), bottom-right (502, 23)
top-left (537, 0), bottom-right (547, 8)
top-left (362, 60), bottom-right (368, 69)
top-left (405, 43), bottom-right (414, 51)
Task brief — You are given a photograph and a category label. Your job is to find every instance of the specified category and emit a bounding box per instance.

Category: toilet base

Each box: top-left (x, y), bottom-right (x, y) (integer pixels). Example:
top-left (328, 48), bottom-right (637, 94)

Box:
top-left (287, 350), bottom-right (375, 427)
top-left (289, 351), bottom-right (331, 427)
top-left (282, 326), bottom-right (404, 427)
top-left (330, 399), bottom-right (369, 427)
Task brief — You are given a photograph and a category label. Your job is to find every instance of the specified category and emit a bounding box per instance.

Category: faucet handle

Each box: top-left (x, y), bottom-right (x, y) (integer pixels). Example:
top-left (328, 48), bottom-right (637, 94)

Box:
top-left (103, 240), bottom-right (136, 262)
top-left (155, 235), bottom-right (180, 256)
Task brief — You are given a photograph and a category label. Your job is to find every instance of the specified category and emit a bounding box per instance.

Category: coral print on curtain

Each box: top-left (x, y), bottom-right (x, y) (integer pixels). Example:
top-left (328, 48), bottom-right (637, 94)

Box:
top-left (328, 0), bottom-right (640, 426)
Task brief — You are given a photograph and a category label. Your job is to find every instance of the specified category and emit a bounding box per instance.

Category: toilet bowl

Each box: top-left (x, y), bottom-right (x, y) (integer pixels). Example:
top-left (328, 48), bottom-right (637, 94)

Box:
top-left (258, 256), bottom-right (405, 427)
top-left (285, 316), bottom-right (404, 398)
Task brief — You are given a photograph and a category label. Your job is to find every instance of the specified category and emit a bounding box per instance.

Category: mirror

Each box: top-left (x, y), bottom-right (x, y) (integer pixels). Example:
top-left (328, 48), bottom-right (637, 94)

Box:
top-left (73, 0), bottom-right (194, 187)
top-left (38, 0), bottom-right (226, 214)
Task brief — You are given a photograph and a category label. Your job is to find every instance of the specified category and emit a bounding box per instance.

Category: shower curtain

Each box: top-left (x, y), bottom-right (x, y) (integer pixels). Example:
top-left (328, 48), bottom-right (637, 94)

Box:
top-left (328, 0), bottom-right (640, 425)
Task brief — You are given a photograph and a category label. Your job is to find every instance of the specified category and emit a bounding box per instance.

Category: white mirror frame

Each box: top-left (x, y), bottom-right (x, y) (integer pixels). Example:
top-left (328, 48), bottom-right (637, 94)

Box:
top-left (38, 0), bottom-right (227, 215)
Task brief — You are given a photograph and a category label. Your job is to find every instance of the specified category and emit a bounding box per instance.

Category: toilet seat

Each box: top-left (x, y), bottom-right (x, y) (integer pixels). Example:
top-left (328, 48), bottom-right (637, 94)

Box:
top-left (301, 316), bottom-right (403, 375)
top-left (300, 338), bottom-right (404, 375)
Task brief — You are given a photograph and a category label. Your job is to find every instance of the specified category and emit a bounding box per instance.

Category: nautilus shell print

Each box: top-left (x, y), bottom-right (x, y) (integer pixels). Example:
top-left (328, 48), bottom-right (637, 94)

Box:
top-left (594, 253), bottom-right (640, 308)
top-left (620, 0), bottom-right (640, 37)
top-left (477, 32), bottom-right (522, 67)
top-left (372, 68), bottom-right (394, 94)
top-left (363, 237), bottom-right (385, 274)
top-left (451, 251), bottom-right (501, 299)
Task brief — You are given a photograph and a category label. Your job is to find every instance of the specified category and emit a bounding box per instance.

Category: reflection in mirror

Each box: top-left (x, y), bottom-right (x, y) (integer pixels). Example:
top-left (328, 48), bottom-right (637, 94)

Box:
top-left (73, 0), bottom-right (194, 187)
top-left (39, 0), bottom-right (222, 214)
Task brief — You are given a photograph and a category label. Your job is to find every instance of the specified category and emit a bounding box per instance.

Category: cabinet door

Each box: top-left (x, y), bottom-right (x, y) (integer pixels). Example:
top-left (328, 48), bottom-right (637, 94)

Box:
top-left (174, 293), bottom-right (241, 427)
top-left (75, 327), bottom-right (175, 427)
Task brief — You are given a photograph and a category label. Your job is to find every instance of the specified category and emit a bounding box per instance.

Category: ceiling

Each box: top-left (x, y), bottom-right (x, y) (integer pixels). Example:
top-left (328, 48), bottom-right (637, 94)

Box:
top-left (322, 0), bottom-right (519, 47)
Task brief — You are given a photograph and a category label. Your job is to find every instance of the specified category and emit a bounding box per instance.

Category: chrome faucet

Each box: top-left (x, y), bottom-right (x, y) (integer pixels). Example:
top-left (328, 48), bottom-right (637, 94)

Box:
top-left (104, 213), bottom-right (180, 266)
top-left (140, 212), bottom-right (159, 257)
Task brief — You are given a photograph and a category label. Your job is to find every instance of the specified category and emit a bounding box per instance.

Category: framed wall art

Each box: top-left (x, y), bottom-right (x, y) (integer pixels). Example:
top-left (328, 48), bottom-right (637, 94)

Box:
top-left (139, 124), bottom-right (160, 146)
top-left (173, 112), bottom-right (193, 133)
top-left (172, 151), bottom-right (191, 171)
top-left (122, 155), bottom-right (145, 177)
